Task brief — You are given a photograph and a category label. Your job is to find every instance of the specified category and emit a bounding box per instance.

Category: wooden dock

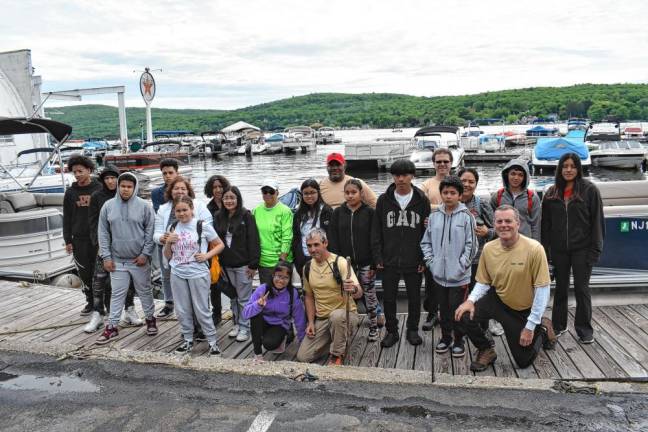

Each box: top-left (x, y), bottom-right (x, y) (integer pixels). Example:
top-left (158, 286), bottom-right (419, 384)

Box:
top-left (0, 281), bottom-right (646, 381)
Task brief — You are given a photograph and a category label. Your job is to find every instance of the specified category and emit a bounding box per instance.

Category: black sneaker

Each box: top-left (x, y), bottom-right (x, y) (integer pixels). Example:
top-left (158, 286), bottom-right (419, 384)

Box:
top-left (156, 305), bottom-right (174, 319)
top-left (421, 313), bottom-right (439, 331)
top-left (194, 330), bottom-right (207, 342)
top-left (208, 343), bottom-right (221, 356)
top-left (80, 303), bottom-right (93, 316)
top-left (406, 330), bottom-right (423, 346)
top-left (435, 337), bottom-right (452, 354)
top-left (451, 339), bottom-right (466, 358)
top-left (381, 331), bottom-right (399, 348)
top-left (579, 335), bottom-right (595, 345)
top-left (175, 340), bottom-right (194, 354)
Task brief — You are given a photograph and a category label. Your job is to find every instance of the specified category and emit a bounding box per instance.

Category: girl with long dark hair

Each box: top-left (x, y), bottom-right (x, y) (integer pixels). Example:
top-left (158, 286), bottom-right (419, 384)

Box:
top-left (541, 153), bottom-right (604, 344)
top-left (205, 175), bottom-right (231, 215)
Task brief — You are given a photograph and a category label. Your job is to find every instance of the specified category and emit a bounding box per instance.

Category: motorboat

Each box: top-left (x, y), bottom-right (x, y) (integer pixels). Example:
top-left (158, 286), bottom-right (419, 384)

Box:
top-left (103, 141), bottom-right (191, 171)
top-left (532, 136), bottom-right (591, 172)
top-left (409, 126), bottom-right (465, 171)
top-left (460, 125), bottom-right (483, 152)
top-left (263, 133), bottom-right (285, 154)
top-left (586, 122), bottom-right (620, 141)
top-left (345, 137), bottom-right (416, 170)
top-left (251, 140), bottom-right (271, 155)
top-left (622, 126), bottom-right (644, 140)
top-left (200, 131), bottom-right (236, 157)
top-left (590, 141), bottom-right (646, 170)
top-left (567, 117), bottom-right (589, 131)
top-left (315, 127), bottom-right (338, 145)
top-left (134, 165), bottom-right (193, 199)
top-left (526, 125), bottom-right (559, 137)
top-left (282, 126), bottom-right (316, 153)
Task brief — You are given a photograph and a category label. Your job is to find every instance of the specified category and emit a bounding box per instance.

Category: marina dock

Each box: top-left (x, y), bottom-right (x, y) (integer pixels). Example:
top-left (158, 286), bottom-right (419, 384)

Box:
top-left (0, 281), bottom-right (646, 382)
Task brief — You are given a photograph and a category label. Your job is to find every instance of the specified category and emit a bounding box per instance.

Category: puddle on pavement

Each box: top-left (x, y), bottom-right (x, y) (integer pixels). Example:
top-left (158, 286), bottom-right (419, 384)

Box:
top-left (0, 371), bottom-right (99, 394)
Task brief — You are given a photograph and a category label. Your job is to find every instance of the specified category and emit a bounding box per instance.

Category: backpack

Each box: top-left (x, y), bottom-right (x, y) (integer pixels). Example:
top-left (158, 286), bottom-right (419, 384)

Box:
top-left (170, 220), bottom-right (221, 283)
top-left (496, 188), bottom-right (534, 215)
top-left (303, 255), bottom-right (343, 292)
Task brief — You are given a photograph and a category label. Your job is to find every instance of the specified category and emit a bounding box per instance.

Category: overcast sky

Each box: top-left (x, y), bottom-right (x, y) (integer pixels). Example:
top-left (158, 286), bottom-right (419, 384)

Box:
top-left (3, 0), bottom-right (648, 110)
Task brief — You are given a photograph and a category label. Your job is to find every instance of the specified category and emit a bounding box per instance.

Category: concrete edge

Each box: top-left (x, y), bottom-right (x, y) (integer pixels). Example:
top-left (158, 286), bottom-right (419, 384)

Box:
top-left (1, 339), bottom-right (645, 395)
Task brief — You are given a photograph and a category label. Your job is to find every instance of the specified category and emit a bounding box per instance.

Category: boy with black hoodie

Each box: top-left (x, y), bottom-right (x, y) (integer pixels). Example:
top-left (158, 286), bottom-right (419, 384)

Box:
top-left (63, 155), bottom-right (102, 315)
top-left (372, 159), bottom-right (430, 347)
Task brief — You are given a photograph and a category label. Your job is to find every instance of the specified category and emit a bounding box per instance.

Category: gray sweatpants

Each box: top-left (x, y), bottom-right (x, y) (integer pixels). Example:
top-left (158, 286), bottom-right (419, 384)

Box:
top-left (108, 261), bottom-right (155, 327)
top-left (225, 266), bottom-right (254, 332)
top-left (158, 246), bottom-right (173, 304)
top-left (171, 272), bottom-right (217, 344)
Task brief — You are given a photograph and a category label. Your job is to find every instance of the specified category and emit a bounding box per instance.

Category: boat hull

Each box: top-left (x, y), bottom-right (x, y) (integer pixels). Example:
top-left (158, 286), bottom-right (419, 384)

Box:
top-left (104, 152), bottom-right (191, 171)
top-left (598, 214), bottom-right (648, 270)
top-left (591, 154), bottom-right (645, 169)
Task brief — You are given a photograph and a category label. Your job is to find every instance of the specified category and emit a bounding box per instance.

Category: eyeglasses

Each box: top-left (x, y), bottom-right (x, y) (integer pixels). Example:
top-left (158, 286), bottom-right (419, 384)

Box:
top-left (302, 191), bottom-right (318, 196)
top-left (261, 188), bottom-right (276, 195)
top-left (273, 274), bottom-right (290, 281)
top-left (435, 160), bottom-right (451, 165)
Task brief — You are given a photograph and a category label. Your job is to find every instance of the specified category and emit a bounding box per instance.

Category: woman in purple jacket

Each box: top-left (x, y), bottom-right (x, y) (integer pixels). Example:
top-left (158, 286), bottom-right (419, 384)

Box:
top-left (242, 261), bottom-right (307, 363)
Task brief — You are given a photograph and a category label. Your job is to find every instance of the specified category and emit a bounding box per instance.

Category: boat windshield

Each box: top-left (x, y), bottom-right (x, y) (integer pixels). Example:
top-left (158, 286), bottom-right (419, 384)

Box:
top-left (0, 214), bottom-right (62, 237)
top-left (417, 139), bottom-right (439, 150)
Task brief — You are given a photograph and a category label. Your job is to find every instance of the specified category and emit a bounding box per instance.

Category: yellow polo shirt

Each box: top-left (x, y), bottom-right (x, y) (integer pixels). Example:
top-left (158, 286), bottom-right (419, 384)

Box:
top-left (303, 253), bottom-right (359, 318)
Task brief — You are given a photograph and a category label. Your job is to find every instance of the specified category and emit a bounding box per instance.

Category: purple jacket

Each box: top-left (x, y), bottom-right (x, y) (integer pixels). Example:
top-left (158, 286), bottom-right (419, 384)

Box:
top-left (242, 284), bottom-right (307, 341)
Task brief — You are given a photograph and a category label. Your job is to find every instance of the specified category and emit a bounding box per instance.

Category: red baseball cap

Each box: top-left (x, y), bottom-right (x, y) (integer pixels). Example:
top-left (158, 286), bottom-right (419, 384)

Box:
top-left (326, 152), bottom-right (345, 165)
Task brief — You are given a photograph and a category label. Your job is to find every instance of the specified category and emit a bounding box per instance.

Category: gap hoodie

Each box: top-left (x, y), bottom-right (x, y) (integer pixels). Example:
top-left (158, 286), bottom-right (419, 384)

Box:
top-left (371, 184), bottom-right (430, 272)
top-left (489, 159), bottom-right (541, 240)
top-left (420, 202), bottom-right (477, 287)
top-left (98, 173), bottom-right (155, 261)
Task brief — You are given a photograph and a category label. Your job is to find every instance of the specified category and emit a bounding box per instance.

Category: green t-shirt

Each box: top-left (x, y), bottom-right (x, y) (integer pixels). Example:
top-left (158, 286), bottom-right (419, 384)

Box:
top-left (252, 202), bottom-right (294, 267)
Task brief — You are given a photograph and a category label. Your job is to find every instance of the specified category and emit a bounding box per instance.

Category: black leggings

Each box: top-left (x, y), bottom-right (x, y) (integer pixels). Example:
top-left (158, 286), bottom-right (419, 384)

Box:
top-left (250, 314), bottom-right (287, 355)
top-left (551, 249), bottom-right (593, 339)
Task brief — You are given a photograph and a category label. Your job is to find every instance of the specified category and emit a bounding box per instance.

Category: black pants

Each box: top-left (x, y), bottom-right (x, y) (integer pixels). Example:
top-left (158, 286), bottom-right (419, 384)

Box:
top-left (469, 263), bottom-right (489, 331)
top-left (209, 283), bottom-right (222, 327)
top-left (458, 289), bottom-right (546, 368)
top-left (552, 249), bottom-right (593, 339)
top-left (423, 268), bottom-right (438, 316)
top-left (437, 281), bottom-right (468, 341)
top-left (92, 257), bottom-right (134, 314)
top-left (250, 314), bottom-right (287, 355)
top-left (381, 268), bottom-right (422, 334)
top-left (72, 238), bottom-right (96, 305)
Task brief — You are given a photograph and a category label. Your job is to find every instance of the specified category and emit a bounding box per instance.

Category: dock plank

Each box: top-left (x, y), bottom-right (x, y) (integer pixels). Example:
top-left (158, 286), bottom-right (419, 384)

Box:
top-left (413, 328), bottom-right (434, 372)
top-left (592, 308), bottom-right (648, 365)
top-left (501, 336), bottom-right (539, 379)
top-left (630, 304), bottom-right (648, 320)
top-left (377, 318), bottom-right (405, 369)
top-left (433, 327), bottom-right (452, 376)
top-left (358, 326), bottom-right (385, 368)
top-left (556, 331), bottom-right (604, 379)
top-left (346, 317), bottom-right (369, 366)
top-left (600, 306), bottom-right (648, 349)
top-left (394, 327), bottom-right (417, 371)
top-left (452, 338), bottom-right (472, 376)
top-left (544, 340), bottom-right (582, 379)
top-left (533, 349), bottom-right (560, 379)
top-left (469, 338), bottom-right (495, 377)
top-left (618, 306), bottom-right (648, 337)
top-left (491, 336), bottom-right (517, 378)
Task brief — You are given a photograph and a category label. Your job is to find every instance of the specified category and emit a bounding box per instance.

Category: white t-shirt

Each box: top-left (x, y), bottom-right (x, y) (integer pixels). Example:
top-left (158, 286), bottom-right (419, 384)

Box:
top-left (395, 189), bottom-right (413, 210)
top-left (170, 218), bottom-right (219, 279)
top-left (300, 215), bottom-right (316, 256)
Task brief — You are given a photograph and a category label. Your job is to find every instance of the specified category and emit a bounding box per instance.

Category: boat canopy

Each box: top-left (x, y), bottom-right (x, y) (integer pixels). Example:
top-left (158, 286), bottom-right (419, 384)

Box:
top-left (266, 133), bottom-right (286, 142)
top-left (0, 118), bottom-right (72, 143)
top-left (535, 137), bottom-right (589, 160)
top-left (153, 130), bottom-right (194, 136)
top-left (415, 126), bottom-right (458, 136)
top-left (221, 121), bottom-right (260, 133)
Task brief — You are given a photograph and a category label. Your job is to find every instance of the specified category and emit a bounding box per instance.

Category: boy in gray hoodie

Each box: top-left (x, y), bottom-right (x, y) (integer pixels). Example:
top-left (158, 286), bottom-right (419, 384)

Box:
top-left (96, 173), bottom-right (157, 343)
top-left (421, 176), bottom-right (477, 358)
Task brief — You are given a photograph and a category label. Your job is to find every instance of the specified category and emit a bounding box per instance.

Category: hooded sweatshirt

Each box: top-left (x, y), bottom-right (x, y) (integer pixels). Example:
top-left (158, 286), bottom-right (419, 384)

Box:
top-left (214, 207), bottom-right (261, 269)
top-left (371, 183), bottom-right (430, 272)
top-left (328, 202), bottom-right (375, 268)
top-left (98, 173), bottom-right (155, 261)
top-left (420, 202), bottom-right (477, 287)
top-left (242, 284), bottom-right (307, 341)
top-left (489, 159), bottom-right (541, 241)
top-left (89, 164), bottom-right (119, 249)
top-left (63, 177), bottom-right (102, 243)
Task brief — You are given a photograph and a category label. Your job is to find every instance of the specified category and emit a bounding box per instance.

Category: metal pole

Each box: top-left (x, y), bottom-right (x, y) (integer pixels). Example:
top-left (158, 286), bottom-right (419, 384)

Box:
top-left (145, 102), bottom-right (153, 143)
top-left (117, 91), bottom-right (128, 151)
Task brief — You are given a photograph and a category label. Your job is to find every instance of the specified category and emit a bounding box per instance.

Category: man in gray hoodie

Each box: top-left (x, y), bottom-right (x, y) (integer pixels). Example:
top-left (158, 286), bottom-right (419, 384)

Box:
top-left (420, 176), bottom-right (477, 358)
top-left (489, 159), bottom-right (541, 241)
top-left (96, 172), bottom-right (158, 343)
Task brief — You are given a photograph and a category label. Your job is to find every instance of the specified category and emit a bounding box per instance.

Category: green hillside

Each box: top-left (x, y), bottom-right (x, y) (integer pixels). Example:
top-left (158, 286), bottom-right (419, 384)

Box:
top-left (45, 84), bottom-right (648, 139)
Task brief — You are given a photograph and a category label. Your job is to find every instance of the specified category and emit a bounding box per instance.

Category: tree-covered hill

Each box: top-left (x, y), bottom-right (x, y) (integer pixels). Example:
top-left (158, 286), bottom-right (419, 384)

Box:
top-left (45, 83), bottom-right (648, 139)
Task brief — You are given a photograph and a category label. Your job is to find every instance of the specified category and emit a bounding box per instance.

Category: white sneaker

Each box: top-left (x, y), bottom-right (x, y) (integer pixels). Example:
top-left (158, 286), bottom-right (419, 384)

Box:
top-left (236, 329), bottom-right (250, 342)
top-left (122, 306), bottom-right (144, 326)
top-left (83, 311), bottom-right (104, 333)
top-left (489, 320), bottom-right (505, 336)
top-left (228, 325), bottom-right (239, 338)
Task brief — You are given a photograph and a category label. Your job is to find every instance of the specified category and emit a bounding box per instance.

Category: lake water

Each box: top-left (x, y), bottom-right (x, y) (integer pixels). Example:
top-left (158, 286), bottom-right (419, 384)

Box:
top-left (187, 128), bottom-right (647, 209)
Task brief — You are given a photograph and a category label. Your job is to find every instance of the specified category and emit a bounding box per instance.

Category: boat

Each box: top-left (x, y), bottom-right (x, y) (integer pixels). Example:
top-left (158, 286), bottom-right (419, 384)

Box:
top-left (586, 122), bottom-right (620, 141)
top-left (590, 141), bottom-right (646, 170)
top-left (460, 125), bottom-right (483, 152)
top-left (263, 133), bottom-right (285, 154)
top-left (344, 137), bottom-right (416, 170)
top-left (526, 125), bottom-right (559, 137)
top-left (200, 131), bottom-right (235, 157)
top-left (134, 165), bottom-right (193, 199)
top-left (81, 138), bottom-right (109, 158)
top-left (282, 126), bottom-right (316, 153)
top-left (567, 117), bottom-right (589, 131)
top-left (503, 132), bottom-right (535, 147)
top-left (531, 136), bottom-right (591, 172)
top-left (103, 141), bottom-right (191, 171)
top-left (315, 127), bottom-right (338, 145)
top-left (622, 126), bottom-right (644, 140)
top-left (408, 126), bottom-right (465, 171)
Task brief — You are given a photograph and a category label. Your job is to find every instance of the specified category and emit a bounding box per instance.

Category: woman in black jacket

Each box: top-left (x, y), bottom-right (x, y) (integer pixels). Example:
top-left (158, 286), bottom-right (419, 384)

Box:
top-left (214, 186), bottom-right (260, 342)
top-left (329, 179), bottom-right (380, 341)
top-left (541, 153), bottom-right (604, 344)
top-left (291, 179), bottom-right (332, 279)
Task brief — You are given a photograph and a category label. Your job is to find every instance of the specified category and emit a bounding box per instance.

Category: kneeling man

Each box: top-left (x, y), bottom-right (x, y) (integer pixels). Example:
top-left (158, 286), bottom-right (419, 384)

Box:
top-left (455, 205), bottom-right (556, 371)
top-left (296, 228), bottom-right (363, 366)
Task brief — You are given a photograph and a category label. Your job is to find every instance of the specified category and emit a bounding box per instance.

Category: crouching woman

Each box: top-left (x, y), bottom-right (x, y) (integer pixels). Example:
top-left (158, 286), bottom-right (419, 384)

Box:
top-left (164, 196), bottom-right (224, 356)
top-left (242, 261), bottom-right (307, 363)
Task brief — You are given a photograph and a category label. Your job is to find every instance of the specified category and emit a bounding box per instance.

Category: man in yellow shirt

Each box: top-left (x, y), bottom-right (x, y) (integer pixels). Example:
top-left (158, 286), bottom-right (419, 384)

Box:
top-left (319, 153), bottom-right (377, 209)
top-left (296, 228), bottom-right (364, 366)
top-left (455, 205), bottom-right (556, 372)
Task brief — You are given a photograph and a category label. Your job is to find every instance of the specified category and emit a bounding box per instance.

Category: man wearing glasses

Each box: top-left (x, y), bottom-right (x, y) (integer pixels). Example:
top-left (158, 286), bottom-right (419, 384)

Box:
top-left (252, 179), bottom-right (294, 286)
top-left (418, 148), bottom-right (454, 332)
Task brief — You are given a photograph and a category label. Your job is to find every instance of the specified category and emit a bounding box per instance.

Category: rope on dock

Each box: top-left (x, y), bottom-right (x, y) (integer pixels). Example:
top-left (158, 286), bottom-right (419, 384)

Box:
top-left (0, 321), bottom-right (86, 336)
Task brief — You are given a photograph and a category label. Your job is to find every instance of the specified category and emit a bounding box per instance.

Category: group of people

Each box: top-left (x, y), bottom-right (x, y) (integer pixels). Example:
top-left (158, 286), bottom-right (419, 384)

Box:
top-left (63, 146), bottom-right (604, 370)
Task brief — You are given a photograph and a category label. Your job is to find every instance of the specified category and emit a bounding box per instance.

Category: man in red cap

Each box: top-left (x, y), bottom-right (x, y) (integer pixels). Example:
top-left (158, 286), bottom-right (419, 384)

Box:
top-left (319, 152), bottom-right (377, 209)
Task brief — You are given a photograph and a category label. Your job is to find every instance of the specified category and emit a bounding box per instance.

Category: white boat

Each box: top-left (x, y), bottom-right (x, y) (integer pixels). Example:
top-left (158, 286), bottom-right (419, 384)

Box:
top-left (622, 126), bottom-right (644, 140)
top-left (586, 122), bottom-right (620, 141)
top-left (590, 141), bottom-right (646, 170)
top-left (282, 126), bottom-right (316, 153)
top-left (460, 125), bottom-right (483, 152)
top-left (135, 165), bottom-right (193, 199)
top-left (532, 136), bottom-right (592, 172)
top-left (409, 126), bottom-right (465, 171)
top-left (344, 137), bottom-right (416, 170)
top-left (316, 127), bottom-right (337, 144)
top-left (251, 141), bottom-right (270, 155)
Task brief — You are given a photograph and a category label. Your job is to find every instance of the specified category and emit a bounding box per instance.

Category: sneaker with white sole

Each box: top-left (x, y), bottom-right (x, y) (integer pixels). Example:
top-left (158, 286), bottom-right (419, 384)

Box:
top-left (209, 343), bottom-right (221, 356)
top-left (175, 340), bottom-right (194, 354)
top-left (236, 329), bottom-right (250, 342)
top-left (228, 325), bottom-right (239, 338)
top-left (367, 327), bottom-right (379, 342)
top-left (488, 320), bottom-right (505, 336)
top-left (83, 311), bottom-right (104, 333)
top-left (122, 306), bottom-right (143, 326)
top-left (579, 335), bottom-right (595, 344)
top-left (96, 325), bottom-right (119, 344)
top-left (252, 354), bottom-right (265, 364)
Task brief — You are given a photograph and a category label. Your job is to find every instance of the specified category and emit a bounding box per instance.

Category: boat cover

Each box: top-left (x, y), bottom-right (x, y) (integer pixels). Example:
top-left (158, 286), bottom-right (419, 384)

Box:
top-left (415, 126), bottom-right (458, 136)
top-left (565, 130), bottom-right (585, 140)
top-left (534, 137), bottom-right (589, 160)
top-left (0, 118), bottom-right (72, 143)
top-left (221, 121), bottom-right (260, 133)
